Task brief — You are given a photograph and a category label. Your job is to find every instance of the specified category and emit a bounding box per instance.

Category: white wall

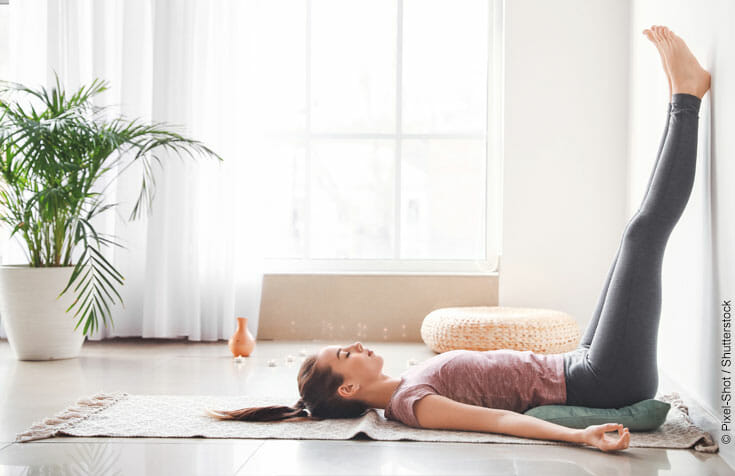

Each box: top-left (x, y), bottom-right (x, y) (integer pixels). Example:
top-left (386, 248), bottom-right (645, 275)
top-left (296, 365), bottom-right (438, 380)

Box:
top-left (500, 0), bottom-right (631, 326)
top-left (501, 0), bottom-right (734, 462)
top-left (0, 6), bottom-right (7, 79)
top-left (629, 0), bottom-right (735, 464)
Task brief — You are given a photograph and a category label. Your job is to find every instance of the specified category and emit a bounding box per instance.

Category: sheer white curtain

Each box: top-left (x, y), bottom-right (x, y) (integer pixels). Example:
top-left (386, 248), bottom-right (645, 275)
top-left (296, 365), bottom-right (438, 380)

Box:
top-left (0, 0), bottom-right (271, 341)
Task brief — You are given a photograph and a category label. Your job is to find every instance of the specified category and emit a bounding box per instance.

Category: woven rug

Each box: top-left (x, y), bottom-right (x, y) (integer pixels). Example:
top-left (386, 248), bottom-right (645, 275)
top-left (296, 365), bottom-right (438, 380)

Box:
top-left (15, 391), bottom-right (718, 453)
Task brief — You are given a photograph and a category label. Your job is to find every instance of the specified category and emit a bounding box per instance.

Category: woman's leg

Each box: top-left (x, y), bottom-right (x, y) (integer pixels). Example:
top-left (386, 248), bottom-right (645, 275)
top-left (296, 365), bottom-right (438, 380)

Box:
top-left (564, 25), bottom-right (710, 408)
top-left (578, 103), bottom-right (672, 349)
top-left (566, 93), bottom-right (702, 408)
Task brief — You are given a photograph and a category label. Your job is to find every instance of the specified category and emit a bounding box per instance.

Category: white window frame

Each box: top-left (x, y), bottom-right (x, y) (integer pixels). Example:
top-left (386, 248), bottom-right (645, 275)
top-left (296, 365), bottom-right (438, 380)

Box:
top-left (265, 0), bottom-right (505, 275)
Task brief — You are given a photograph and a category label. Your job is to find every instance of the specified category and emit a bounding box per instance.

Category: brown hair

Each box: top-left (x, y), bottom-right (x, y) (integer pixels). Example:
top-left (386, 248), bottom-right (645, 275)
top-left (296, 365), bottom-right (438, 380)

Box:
top-left (206, 354), bottom-right (371, 422)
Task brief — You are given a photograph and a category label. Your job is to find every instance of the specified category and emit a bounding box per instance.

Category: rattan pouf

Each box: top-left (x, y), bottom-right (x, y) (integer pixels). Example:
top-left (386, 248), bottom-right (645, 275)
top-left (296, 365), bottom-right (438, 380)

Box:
top-left (420, 306), bottom-right (581, 354)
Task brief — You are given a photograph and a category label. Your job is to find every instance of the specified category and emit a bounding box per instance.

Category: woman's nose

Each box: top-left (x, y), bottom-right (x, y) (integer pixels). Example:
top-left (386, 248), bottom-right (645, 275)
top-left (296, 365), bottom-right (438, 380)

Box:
top-left (355, 342), bottom-right (363, 352)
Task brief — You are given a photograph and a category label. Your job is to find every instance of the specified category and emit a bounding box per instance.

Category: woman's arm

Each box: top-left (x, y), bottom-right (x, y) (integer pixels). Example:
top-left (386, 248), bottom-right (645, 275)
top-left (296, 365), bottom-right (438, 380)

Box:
top-left (493, 407), bottom-right (585, 443)
top-left (494, 408), bottom-right (630, 451)
top-left (414, 394), bottom-right (630, 452)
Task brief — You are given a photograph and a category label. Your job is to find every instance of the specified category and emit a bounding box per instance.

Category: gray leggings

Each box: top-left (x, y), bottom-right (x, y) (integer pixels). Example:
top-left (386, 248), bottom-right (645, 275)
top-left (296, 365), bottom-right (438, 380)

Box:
top-left (563, 93), bottom-right (702, 408)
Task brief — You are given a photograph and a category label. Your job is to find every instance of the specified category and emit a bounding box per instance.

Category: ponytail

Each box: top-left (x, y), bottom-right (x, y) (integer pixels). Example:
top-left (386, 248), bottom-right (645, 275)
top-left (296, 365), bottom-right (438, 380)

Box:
top-left (206, 353), bottom-right (368, 423)
top-left (205, 398), bottom-right (321, 422)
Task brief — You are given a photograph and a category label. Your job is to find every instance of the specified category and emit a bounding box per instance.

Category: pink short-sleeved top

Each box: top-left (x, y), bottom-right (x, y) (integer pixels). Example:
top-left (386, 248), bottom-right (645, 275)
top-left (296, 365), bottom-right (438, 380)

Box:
top-left (383, 349), bottom-right (567, 428)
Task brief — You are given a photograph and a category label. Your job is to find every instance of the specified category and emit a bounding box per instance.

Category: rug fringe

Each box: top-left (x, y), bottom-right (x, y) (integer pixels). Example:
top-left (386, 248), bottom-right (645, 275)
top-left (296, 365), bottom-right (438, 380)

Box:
top-left (659, 391), bottom-right (719, 453)
top-left (15, 392), bottom-right (128, 443)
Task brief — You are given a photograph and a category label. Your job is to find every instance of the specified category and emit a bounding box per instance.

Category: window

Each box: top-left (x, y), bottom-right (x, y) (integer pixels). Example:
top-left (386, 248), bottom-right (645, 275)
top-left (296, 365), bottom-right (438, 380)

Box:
top-left (251, 0), bottom-right (503, 274)
top-left (2, 0), bottom-right (505, 275)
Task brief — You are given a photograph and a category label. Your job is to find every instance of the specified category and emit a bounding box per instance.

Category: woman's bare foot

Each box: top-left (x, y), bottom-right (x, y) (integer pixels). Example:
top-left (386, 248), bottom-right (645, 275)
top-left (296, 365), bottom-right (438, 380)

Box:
top-left (643, 25), bottom-right (710, 99)
top-left (643, 26), bottom-right (672, 100)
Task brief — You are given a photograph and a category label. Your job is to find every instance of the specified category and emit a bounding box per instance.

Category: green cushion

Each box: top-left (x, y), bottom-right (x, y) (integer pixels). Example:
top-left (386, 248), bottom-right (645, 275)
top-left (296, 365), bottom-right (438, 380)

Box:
top-left (523, 399), bottom-right (671, 431)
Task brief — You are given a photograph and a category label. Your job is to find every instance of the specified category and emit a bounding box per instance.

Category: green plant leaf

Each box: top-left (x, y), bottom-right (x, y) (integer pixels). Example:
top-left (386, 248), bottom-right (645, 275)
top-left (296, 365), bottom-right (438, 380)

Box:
top-left (0, 74), bottom-right (221, 336)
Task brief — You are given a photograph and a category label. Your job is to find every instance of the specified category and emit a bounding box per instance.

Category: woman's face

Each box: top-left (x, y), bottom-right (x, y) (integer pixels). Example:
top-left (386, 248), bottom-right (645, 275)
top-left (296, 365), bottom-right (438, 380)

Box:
top-left (317, 341), bottom-right (384, 398)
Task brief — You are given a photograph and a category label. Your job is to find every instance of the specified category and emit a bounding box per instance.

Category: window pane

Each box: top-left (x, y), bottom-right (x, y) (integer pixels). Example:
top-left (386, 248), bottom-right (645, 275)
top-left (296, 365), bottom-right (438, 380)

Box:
top-left (258, 141), bottom-right (307, 258)
top-left (311, 0), bottom-right (396, 133)
top-left (401, 139), bottom-right (485, 259)
top-left (402, 0), bottom-right (488, 134)
top-left (237, 0), bottom-right (306, 134)
top-left (310, 140), bottom-right (395, 258)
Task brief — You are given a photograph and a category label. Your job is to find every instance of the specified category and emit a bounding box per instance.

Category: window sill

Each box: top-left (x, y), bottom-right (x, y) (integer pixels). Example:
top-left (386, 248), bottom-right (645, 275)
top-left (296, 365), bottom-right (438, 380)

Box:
top-left (257, 272), bottom-right (499, 342)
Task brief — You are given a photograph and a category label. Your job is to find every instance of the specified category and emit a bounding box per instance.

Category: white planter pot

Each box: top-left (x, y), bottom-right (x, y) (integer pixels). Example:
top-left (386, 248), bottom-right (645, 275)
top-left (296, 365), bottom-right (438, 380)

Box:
top-left (0, 265), bottom-right (86, 361)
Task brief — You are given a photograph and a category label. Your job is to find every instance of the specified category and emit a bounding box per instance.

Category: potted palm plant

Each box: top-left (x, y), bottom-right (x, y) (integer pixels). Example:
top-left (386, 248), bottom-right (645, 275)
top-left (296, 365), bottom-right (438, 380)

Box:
top-left (0, 73), bottom-right (222, 360)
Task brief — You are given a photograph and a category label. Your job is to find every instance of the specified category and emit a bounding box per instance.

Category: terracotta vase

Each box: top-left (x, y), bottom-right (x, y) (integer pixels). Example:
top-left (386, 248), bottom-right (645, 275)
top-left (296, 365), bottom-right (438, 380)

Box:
top-left (228, 317), bottom-right (256, 357)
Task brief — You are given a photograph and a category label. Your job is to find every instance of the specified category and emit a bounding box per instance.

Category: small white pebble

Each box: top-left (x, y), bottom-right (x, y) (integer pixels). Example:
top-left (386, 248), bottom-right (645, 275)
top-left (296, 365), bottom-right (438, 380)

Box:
top-left (407, 358), bottom-right (418, 366)
top-left (286, 354), bottom-right (295, 362)
top-left (268, 359), bottom-right (277, 367)
top-left (299, 349), bottom-right (307, 356)
top-left (234, 355), bottom-right (244, 363)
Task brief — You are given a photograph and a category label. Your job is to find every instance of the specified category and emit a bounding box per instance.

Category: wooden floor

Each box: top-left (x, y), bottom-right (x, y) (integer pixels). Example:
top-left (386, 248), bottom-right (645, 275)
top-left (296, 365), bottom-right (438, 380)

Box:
top-left (0, 338), bottom-right (732, 476)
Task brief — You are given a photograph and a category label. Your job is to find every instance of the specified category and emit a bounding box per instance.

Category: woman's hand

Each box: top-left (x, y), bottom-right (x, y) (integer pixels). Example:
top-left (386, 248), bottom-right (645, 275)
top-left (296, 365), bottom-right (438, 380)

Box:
top-left (581, 423), bottom-right (630, 452)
